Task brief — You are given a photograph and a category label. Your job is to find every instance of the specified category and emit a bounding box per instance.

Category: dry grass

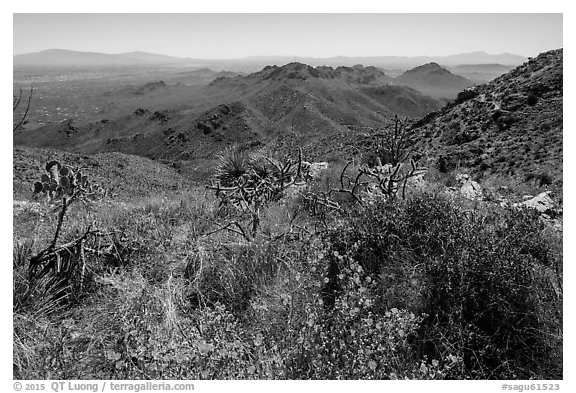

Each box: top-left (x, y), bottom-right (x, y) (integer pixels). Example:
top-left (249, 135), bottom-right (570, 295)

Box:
top-left (13, 174), bottom-right (562, 380)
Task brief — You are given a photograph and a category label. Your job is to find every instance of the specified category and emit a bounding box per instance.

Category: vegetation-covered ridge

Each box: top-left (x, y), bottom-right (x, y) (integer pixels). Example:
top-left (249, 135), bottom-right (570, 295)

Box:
top-left (413, 49), bottom-right (562, 188)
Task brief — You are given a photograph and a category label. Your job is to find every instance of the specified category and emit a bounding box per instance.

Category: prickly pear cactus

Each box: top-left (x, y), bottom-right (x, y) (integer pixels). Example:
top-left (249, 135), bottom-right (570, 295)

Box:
top-left (33, 160), bottom-right (105, 201)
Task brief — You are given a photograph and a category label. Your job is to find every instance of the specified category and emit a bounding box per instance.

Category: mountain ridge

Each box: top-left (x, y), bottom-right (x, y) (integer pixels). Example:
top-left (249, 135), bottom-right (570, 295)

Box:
top-left (413, 48), bottom-right (563, 185)
top-left (212, 62), bottom-right (472, 100)
top-left (14, 61), bottom-right (444, 164)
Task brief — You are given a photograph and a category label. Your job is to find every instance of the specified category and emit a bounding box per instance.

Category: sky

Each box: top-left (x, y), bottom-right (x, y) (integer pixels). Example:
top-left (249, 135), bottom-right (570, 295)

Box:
top-left (13, 13), bottom-right (563, 59)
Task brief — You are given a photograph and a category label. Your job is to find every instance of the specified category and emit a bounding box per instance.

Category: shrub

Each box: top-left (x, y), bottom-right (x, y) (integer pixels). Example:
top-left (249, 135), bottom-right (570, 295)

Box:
top-left (423, 168), bottom-right (459, 188)
top-left (540, 123), bottom-right (552, 132)
top-left (323, 191), bottom-right (562, 379)
top-left (185, 238), bottom-right (294, 313)
top-left (13, 157), bottom-right (562, 380)
top-left (445, 129), bottom-right (478, 146)
top-left (455, 89), bottom-right (479, 104)
top-left (436, 155), bottom-right (458, 173)
top-left (281, 247), bottom-right (444, 379)
top-left (525, 172), bottom-right (553, 187)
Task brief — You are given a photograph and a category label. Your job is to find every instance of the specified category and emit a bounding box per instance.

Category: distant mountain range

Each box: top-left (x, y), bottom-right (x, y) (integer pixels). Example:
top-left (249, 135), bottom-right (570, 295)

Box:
top-left (448, 64), bottom-right (516, 83)
top-left (238, 52), bottom-right (528, 69)
top-left (13, 49), bottom-right (184, 67)
top-left (13, 49), bottom-right (528, 71)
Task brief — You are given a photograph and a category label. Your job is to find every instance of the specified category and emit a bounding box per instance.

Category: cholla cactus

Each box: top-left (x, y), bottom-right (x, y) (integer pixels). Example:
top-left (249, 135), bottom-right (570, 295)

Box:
top-left (301, 158), bottom-right (426, 226)
top-left (210, 147), bottom-right (305, 210)
top-left (207, 147), bottom-right (306, 238)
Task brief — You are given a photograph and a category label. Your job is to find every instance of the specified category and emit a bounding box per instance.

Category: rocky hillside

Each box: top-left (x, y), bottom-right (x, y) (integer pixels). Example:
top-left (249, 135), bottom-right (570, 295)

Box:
top-left (108, 80), bottom-right (169, 96)
top-left (413, 49), bottom-right (563, 187)
top-left (13, 146), bottom-right (193, 200)
top-left (15, 62), bottom-right (443, 163)
top-left (211, 62), bottom-right (394, 86)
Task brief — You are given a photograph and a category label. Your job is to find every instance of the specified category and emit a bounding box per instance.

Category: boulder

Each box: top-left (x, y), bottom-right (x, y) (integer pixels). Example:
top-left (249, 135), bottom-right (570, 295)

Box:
top-left (308, 162), bottom-right (329, 178)
top-left (521, 191), bottom-right (556, 215)
top-left (460, 180), bottom-right (483, 200)
top-left (455, 173), bottom-right (470, 183)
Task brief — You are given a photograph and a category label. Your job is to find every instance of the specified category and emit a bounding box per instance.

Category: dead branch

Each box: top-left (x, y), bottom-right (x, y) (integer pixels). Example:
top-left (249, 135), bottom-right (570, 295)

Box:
top-left (13, 86), bottom-right (34, 132)
top-left (13, 87), bottom-right (23, 110)
top-left (29, 226), bottom-right (98, 280)
top-left (300, 157), bottom-right (427, 225)
top-left (372, 115), bottom-right (416, 165)
top-left (199, 216), bottom-right (251, 241)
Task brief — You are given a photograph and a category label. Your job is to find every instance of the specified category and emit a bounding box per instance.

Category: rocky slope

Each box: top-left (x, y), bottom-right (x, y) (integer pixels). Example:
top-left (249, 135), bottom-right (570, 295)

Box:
top-left (13, 146), bottom-right (193, 200)
top-left (210, 62), bottom-right (394, 86)
top-left (412, 49), bottom-right (562, 187)
top-left (14, 62), bottom-right (443, 163)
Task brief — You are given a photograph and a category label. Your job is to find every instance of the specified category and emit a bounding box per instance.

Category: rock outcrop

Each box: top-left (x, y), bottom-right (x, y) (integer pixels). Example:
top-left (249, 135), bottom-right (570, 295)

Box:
top-left (521, 191), bottom-right (557, 217)
top-left (456, 174), bottom-right (483, 200)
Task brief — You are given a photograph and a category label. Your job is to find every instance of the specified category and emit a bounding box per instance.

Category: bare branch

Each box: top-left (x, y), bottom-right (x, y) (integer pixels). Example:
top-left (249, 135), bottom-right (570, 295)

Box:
top-left (13, 86), bottom-right (34, 132)
top-left (199, 217), bottom-right (251, 241)
top-left (13, 87), bottom-right (23, 110)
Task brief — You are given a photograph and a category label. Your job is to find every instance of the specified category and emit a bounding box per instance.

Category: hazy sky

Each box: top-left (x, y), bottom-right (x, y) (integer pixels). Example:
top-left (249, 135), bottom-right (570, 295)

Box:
top-left (13, 14), bottom-right (562, 58)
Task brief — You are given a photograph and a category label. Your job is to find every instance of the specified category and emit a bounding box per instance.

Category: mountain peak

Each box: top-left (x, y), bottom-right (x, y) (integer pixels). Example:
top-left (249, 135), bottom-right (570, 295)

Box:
top-left (396, 62), bottom-right (473, 99)
top-left (122, 50), bottom-right (151, 55)
top-left (404, 62), bottom-right (449, 75)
